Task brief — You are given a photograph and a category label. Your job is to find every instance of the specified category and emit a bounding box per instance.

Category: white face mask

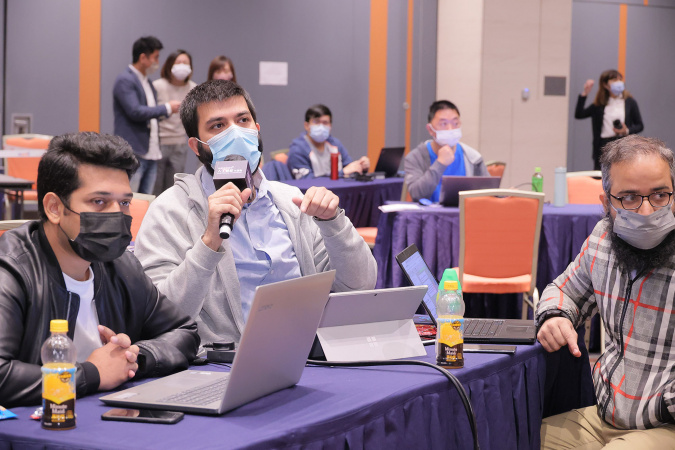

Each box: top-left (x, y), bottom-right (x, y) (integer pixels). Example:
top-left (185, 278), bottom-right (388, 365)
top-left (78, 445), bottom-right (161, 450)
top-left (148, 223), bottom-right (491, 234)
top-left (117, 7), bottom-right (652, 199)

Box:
top-left (431, 126), bottom-right (462, 147)
top-left (171, 63), bottom-right (192, 81)
top-left (611, 202), bottom-right (675, 249)
top-left (147, 62), bottom-right (159, 75)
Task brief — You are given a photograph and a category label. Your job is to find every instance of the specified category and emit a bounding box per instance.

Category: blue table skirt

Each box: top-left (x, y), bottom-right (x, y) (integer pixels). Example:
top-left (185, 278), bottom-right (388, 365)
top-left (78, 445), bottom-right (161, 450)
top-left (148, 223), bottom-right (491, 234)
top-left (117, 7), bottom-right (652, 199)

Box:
top-left (282, 177), bottom-right (404, 227)
top-left (1, 345), bottom-right (552, 450)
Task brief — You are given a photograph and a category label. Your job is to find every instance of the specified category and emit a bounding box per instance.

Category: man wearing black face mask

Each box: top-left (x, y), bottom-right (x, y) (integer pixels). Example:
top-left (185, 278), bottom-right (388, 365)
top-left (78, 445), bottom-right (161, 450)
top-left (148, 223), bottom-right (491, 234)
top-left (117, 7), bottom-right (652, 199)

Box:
top-left (536, 135), bottom-right (675, 447)
top-left (0, 132), bottom-right (199, 407)
top-left (134, 80), bottom-right (377, 345)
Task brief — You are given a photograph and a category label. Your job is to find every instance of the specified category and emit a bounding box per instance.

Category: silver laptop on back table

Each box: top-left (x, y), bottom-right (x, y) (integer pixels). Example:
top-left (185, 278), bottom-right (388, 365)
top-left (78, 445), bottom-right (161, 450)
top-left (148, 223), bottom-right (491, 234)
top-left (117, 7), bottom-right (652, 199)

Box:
top-left (100, 271), bottom-right (336, 415)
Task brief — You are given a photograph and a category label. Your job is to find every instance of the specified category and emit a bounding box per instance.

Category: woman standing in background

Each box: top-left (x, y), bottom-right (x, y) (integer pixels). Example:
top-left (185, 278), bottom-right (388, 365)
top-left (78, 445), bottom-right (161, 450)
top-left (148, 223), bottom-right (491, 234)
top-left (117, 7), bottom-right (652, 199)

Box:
top-left (575, 69), bottom-right (643, 170)
top-left (153, 49), bottom-right (197, 194)
top-left (207, 55), bottom-right (237, 82)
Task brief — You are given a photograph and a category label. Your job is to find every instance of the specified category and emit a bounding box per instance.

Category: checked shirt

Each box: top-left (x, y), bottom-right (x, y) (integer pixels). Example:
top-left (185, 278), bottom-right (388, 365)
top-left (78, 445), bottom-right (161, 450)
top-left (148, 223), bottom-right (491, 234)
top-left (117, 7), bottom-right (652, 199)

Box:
top-left (536, 219), bottom-right (675, 430)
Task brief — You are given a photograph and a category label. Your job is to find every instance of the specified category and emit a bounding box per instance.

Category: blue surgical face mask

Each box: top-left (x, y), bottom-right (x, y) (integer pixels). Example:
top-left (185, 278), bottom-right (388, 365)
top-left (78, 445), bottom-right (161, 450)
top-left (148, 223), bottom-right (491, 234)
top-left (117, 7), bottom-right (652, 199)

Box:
top-left (610, 81), bottom-right (625, 96)
top-left (308, 124), bottom-right (331, 143)
top-left (198, 124), bottom-right (261, 173)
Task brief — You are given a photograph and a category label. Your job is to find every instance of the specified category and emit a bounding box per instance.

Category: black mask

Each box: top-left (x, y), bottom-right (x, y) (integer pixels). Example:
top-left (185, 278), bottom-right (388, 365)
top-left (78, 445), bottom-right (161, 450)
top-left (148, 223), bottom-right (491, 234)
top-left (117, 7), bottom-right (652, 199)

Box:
top-left (60, 207), bottom-right (132, 263)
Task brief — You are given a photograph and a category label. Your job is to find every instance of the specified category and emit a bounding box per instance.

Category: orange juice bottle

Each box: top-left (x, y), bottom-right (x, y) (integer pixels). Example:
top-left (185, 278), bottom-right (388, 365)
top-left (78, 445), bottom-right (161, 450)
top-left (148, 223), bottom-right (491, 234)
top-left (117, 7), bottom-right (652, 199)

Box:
top-left (41, 319), bottom-right (77, 430)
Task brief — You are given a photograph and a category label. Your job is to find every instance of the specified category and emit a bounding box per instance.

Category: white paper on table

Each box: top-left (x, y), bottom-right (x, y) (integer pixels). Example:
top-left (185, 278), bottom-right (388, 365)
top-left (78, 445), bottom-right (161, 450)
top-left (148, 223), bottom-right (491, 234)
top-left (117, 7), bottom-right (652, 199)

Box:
top-left (259, 61), bottom-right (288, 86)
top-left (378, 203), bottom-right (421, 213)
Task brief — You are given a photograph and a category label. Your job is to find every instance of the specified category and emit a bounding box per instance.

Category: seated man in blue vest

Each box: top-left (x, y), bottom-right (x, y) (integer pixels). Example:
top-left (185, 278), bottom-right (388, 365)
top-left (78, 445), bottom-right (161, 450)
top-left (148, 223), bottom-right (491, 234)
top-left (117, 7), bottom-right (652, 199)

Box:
top-left (287, 104), bottom-right (369, 179)
top-left (404, 100), bottom-right (488, 202)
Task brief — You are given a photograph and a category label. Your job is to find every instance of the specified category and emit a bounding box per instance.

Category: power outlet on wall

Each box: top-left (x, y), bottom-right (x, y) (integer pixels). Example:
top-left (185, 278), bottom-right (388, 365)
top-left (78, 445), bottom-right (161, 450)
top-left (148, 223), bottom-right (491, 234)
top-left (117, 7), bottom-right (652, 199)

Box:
top-left (11, 113), bottom-right (32, 134)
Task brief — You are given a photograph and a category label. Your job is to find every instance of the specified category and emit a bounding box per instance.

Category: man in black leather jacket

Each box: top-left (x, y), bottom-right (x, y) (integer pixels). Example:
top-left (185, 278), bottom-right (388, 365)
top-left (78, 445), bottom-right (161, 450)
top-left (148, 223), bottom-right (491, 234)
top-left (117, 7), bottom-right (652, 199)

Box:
top-left (0, 132), bottom-right (200, 407)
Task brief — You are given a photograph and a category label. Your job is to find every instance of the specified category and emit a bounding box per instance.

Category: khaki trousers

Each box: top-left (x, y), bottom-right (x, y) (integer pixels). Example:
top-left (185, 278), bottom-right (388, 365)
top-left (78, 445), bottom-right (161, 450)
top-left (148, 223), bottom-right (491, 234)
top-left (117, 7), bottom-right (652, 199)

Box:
top-left (541, 406), bottom-right (675, 449)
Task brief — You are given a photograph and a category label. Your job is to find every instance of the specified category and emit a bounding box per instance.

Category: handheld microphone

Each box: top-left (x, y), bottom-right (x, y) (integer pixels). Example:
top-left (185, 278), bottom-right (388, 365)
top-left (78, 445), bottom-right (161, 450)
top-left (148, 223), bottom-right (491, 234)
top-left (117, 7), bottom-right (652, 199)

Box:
top-left (213, 156), bottom-right (255, 239)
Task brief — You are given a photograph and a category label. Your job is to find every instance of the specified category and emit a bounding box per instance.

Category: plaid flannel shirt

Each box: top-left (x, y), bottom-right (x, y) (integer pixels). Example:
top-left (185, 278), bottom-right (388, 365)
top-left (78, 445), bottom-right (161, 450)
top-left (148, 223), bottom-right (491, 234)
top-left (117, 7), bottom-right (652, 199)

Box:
top-left (535, 218), bottom-right (675, 430)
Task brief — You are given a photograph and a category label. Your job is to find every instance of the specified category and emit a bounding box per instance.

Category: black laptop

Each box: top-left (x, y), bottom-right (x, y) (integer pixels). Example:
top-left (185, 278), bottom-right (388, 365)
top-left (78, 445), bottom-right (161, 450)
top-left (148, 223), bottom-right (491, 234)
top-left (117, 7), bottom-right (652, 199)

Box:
top-left (439, 175), bottom-right (501, 207)
top-left (395, 244), bottom-right (536, 345)
top-left (373, 147), bottom-right (405, 178)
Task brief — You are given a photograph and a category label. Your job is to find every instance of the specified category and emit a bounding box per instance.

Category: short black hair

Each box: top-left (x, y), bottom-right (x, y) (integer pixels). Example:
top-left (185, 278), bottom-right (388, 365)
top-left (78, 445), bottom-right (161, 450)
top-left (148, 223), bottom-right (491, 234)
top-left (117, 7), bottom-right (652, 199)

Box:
top-left (180, 80), bottom-right (257, 140)
top-left (132, 36), bottom-right (163, 63)
top-left (428, 100), bottom-right (460, 123)
top-left (37, 132), bottom-right (139, 221)
top-left (305, 104), bottom-right (332, 123)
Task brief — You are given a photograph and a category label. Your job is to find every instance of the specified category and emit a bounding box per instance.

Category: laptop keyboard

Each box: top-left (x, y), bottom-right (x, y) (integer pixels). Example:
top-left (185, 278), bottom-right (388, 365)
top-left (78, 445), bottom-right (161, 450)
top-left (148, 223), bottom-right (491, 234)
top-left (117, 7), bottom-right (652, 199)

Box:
top-left (464, 319), bottom-right (503, 337)
top-left (158, 375), bottom-right (230, 406)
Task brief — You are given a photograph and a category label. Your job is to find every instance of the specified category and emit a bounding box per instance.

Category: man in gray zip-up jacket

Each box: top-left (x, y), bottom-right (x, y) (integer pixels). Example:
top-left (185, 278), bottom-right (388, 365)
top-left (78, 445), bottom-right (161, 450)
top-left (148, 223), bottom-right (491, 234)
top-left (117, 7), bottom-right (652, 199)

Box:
top-left (134, 81), bottom-right (377, 344)
top-left (537, 136), bottom-right (675, 447)
top-left (403, 100), bottom-right (488, 202)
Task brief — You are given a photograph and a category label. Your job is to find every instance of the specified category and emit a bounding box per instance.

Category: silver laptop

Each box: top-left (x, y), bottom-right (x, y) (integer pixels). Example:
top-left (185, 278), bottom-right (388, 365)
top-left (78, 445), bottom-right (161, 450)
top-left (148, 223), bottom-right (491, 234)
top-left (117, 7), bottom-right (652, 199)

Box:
top-left (395, 244), bottom-right (536, 345)
top-left (314, 286), bottom-right (428, 361)
top-left (99, 271), bottom-right (336, 415)
top-left (439, 175), bottom-right (501, 206)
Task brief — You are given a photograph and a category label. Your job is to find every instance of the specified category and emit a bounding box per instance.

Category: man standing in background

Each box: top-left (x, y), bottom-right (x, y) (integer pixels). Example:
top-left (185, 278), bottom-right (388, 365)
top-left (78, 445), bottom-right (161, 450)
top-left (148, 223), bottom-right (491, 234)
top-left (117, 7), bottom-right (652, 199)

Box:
top-left (113, 36), bottom-right (181, 194)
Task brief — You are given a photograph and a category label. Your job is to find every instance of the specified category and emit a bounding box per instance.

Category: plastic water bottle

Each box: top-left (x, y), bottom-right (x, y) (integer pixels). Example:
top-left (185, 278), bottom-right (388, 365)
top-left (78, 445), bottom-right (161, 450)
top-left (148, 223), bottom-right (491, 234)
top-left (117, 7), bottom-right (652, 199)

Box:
top-left (436, 280), bottom-right (465, 368)
top-left (41, 319), bottom-right (77, 430)
top-left (330, 148), bottom-right (339, 180)
top-left (532, 167), bottom-right (543, 192)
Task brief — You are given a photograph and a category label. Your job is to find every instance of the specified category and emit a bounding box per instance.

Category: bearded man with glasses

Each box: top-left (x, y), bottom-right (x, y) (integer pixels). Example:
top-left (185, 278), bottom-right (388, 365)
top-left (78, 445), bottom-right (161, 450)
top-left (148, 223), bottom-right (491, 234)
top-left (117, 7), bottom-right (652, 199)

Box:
top-left (537, 135), bottom-right (675, 448)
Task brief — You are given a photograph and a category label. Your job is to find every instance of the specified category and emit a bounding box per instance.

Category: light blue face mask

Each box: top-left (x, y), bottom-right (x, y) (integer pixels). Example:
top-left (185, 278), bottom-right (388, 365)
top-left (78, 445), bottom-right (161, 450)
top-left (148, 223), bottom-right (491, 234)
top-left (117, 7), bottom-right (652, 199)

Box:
top-left (610, 81), bottom-right (625, 96)
top-left (198, 124), bottom-right (261, 173)
top-left (308, 124), bottom-right (331, 143)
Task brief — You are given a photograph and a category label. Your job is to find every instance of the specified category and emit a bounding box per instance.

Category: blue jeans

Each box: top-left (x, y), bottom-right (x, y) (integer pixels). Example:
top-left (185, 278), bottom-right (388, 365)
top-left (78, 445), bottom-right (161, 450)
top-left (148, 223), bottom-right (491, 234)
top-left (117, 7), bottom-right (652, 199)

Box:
top-left (130, 157), bottom-right (158, 194)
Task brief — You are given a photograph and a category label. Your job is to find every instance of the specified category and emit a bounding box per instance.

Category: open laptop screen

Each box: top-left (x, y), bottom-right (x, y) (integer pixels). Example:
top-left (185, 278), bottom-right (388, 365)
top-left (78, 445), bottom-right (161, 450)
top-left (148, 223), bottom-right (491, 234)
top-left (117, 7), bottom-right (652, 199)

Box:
top-left (395, 244), bottom-right (438, 326)
top-left (374, 147), bottom-right (405, 178)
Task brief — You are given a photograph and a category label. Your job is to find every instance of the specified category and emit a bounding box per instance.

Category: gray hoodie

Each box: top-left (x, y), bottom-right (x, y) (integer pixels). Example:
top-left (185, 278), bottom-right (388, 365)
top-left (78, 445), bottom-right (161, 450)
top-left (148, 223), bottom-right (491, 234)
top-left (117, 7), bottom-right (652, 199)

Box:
top-left (404, 140), bottom-right (488, 201)
top-left (134, 167), bottom-right (378, 344)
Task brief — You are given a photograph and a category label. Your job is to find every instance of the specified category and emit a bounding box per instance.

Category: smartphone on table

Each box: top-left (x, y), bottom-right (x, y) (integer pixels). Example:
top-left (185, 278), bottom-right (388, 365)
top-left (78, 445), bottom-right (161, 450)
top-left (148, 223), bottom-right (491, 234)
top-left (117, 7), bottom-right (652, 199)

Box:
top-left (101, 408), bottom-right (184, 424)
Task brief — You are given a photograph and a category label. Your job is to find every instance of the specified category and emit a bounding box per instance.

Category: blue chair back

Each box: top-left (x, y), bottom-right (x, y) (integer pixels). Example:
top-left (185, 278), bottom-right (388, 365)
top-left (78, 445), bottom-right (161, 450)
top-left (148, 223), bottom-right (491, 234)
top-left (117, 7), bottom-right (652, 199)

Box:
top-left (262, 159), bottom-right (293, 181)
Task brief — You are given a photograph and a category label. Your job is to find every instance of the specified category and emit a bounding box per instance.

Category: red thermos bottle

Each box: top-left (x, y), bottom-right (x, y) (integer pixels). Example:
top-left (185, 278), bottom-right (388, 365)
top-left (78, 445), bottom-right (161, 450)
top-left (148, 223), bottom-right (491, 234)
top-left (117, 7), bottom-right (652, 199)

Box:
top-left (330, 151), bottom-right (339, 180)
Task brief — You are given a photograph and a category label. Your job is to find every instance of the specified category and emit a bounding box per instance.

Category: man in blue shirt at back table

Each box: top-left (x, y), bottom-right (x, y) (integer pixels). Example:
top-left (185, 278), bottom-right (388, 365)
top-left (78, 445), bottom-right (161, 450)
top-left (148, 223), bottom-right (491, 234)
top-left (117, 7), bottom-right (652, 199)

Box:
top-left (287, 104), bottom-right (370, 179)
top-left (403, 100), bottom-right (488, 202)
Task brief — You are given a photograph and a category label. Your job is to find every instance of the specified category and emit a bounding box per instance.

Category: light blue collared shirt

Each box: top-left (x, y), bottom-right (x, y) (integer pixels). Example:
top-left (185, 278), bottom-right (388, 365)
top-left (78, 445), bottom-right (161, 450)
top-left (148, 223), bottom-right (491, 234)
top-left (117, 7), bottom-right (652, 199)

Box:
top-left (201, 169), bottom-right (302, 322)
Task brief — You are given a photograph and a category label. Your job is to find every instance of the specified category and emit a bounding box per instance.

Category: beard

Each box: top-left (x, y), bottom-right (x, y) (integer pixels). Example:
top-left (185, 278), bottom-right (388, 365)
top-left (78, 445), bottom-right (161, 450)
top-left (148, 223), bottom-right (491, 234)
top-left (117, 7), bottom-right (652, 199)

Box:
top-left (606, 212), bottom-right (675, 274)
top-left (196, 133), bottom-right (264, 177)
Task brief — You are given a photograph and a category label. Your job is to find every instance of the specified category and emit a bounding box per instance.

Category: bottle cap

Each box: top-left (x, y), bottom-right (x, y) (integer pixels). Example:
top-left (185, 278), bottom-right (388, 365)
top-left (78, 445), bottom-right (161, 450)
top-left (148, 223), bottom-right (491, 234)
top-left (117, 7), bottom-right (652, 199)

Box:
top-left (444, 280), bottom-right (458, 290)
top-left (534, 167), bottom-right (542, 172)
top-left (50, 319), bottom-right (68, 333)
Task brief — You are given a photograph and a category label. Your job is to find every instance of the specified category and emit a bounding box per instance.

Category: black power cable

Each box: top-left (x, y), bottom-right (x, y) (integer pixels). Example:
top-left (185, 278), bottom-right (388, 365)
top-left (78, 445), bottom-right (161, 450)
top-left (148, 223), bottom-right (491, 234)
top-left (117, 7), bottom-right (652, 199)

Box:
top-left (307, 359), bottom-right (480, 450)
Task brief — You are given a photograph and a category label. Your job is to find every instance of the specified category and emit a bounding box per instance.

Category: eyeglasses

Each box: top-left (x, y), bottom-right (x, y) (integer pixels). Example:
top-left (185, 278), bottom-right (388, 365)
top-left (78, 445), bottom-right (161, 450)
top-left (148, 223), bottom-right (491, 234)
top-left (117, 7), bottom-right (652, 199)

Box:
top-left (609, 192), bottom-right (674, 210)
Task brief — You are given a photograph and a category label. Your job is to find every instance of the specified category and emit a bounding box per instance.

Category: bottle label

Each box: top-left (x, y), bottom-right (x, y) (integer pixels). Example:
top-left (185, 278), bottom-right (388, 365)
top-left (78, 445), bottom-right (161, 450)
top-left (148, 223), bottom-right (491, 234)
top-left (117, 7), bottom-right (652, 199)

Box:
top-left (42, 364), bottom-right (76, 429)
top-left (436, 317), bottom-right (464, 368)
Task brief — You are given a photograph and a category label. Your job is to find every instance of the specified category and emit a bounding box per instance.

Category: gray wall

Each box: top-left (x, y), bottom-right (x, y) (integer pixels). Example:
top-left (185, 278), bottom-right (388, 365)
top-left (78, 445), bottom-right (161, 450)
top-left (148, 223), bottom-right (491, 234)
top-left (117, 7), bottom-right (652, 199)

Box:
top-left (568, 0), bottom-right (675, 171)
top-left (1, 0), bottom-right (437, 165)
top-left (4, 0), bottom-right (79, 136)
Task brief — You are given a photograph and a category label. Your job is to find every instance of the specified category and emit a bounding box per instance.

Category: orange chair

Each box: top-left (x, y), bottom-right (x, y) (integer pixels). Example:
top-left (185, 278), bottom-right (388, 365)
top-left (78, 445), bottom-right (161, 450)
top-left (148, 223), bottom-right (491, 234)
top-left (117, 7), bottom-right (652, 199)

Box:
top-left (567, 170), bottom-right (603, 204)
top-left (0, 220), bottom-right (28, 237)
top-left (271, 149), bottom-right (289, 165)
top-left (485, 161), bottom-right (506, 178)
top-left (2, 134), bottom-right (51, 218)
top-left (458, 189), bottom-right (545, 320)
top-left (129, 193), bottom-right (155, 241)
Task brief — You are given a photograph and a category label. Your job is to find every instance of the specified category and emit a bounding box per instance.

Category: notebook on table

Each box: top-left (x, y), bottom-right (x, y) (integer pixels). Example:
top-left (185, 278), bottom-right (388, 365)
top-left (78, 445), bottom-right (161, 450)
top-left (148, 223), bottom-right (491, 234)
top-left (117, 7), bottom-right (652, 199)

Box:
top-left (439, 176), bottom-right (501, 207)
top-left (395, 244), bottom-right (536, 345)
top-left (99, 271), bottom-right (336, 415)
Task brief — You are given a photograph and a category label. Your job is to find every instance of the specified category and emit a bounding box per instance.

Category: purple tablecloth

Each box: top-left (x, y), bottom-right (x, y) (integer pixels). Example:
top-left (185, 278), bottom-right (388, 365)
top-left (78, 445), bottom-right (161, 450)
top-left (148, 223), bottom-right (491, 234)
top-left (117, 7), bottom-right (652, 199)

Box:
top-left (373, 203), bottom-right (605, 343)
top-left (282, 177), bottom-right (404, 227)
top-left (2, 345), bottom-right (551, 450)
